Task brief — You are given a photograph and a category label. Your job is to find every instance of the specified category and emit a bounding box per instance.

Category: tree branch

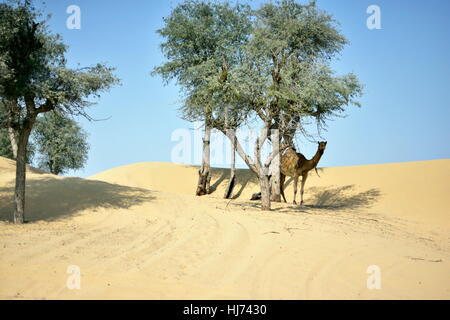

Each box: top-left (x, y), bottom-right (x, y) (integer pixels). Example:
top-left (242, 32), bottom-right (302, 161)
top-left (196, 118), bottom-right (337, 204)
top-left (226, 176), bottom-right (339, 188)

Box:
top-left (36, 99), bottom-right (55, 114)
top-left (264, 142), bottom-right (289, 168)
top-left (222, 128), bottom-right (259, 174)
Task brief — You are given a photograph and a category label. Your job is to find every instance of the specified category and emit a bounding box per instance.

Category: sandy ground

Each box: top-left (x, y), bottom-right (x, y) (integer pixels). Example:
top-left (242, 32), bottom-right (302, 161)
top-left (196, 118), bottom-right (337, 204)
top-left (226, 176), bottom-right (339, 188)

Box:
top-left (0, 156), bottom-right (449, 299)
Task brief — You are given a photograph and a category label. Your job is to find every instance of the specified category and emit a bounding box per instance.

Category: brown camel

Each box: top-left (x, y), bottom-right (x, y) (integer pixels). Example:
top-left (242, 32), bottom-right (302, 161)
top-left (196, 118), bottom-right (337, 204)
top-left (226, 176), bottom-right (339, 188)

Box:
top-left (280, 141), bottom-right (327, 205)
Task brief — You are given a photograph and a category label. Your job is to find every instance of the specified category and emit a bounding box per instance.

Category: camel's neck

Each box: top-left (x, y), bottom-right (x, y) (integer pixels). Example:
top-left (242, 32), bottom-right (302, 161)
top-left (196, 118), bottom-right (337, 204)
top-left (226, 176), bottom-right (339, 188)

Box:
top-left (309, 148), bottom-right (324, 169)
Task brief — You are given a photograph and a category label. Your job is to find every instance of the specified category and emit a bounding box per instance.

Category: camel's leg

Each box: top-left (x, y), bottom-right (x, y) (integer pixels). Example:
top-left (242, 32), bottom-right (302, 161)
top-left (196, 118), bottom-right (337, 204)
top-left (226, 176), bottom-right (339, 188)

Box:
top-left (300, 172), bottom-right (308, 205)
top-left (293, 175), bottom-right (299, 205)
top-left (280, 173), bottom-right (287, 203)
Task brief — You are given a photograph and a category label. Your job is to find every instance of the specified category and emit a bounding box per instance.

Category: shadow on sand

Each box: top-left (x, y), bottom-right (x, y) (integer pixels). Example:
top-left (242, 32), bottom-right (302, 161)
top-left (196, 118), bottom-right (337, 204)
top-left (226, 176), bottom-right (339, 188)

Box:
top-left (233, 184), bottom-right (381, 212)
top-left (208, 170), bottom-right (228, 193)
top-left (0, 177), bottom-right (155, 223)
top-left (206, 167), bottom-right (381, 212)
top-left (303, 185), bottom-right (381, 210)
top-left (207, 167), bottom-right (258, 198)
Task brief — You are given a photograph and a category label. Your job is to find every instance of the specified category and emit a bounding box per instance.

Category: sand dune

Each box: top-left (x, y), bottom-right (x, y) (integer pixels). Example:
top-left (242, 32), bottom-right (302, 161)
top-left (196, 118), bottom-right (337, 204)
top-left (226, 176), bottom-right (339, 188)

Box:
top-left (91, 159), bottom-right (450, 227)
top-left (0, 156), bottom-right (449, 299)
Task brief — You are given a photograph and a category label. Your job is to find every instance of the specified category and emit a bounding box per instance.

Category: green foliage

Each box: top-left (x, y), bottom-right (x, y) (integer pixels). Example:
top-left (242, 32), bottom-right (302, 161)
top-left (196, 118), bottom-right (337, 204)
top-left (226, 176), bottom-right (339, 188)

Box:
top-left (0, 108), bottom-right (88, 173)
top-left (0, 100), bottom-right (35, 162)
top-left (154, 0), bottom-right (363, 145)
top-left (0, 0), bottom-right (120, 130)
top-left (0, 127), bottom-right (35, 163)
top-left (0, 128), bottom-right (13, 159)
top-left (0, 0), bottom-right (119, 221)
top-left (32, 112), bottom-right (89, 175)
top-left (234, 0), bottom-right (362, 140)
top-left (251, 0), bottom-right (347, 62)
top-left (152, 0), bottom-right (252, 126)
top-left (154, 0), bottom-right (251, 83)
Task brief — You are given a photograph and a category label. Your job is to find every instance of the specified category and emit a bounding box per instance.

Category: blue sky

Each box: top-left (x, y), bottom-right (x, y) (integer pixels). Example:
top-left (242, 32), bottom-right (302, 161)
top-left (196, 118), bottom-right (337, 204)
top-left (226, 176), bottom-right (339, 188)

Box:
top-left (34, 0), bottom-right (450, 177)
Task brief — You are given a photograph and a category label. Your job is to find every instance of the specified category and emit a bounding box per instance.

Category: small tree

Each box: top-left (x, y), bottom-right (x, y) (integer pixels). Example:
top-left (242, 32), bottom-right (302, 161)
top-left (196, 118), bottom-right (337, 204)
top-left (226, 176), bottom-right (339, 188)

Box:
top-left (0, 126), bottom-right (35, 163)
top-left (33, 112), bottom-right (89, 175)
top-left (249, 0), bottom-right (363, 202)
top-left (153, 0), bottom-right (251, 196)
top-left (0, 1), bottom-right (119, 223)
top-left (197, 0), bottom-right (363, 210)
top-left (0, 127), bottom-right (14, 159)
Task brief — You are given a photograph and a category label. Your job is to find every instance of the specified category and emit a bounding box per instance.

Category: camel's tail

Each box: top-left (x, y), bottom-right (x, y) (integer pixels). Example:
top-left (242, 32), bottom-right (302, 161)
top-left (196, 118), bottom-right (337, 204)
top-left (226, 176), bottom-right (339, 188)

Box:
top-left (315, 167), bottom-right (321, 178)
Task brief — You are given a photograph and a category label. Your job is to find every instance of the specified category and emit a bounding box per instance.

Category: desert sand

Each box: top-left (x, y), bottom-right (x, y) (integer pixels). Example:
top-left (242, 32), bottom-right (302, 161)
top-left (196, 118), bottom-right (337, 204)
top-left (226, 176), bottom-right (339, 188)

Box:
top-left (0, 156), bottom-right (449, 299)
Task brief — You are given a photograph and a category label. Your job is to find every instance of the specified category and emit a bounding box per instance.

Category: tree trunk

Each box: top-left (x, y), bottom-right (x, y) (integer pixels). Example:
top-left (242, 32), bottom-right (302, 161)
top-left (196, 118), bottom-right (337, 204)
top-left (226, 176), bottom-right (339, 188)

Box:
top-left (260, 175), bottom-right (271, 210)
top-left (7, 126), bottom-right (18, 159)
top-left (196, 124), bottom-right (211, 196)
top-left (255, 125), bottom-right (271, 211)
top-left (224, 129), bottom-right (236, 199)
top-left (13, 125), bottom-right (33, 224)
top-left (269, 129), bottom-right (281, 202)
top-left (269, 168), bottom-right (281, 202)
top-left (221, 124), bottom-right (277, 211)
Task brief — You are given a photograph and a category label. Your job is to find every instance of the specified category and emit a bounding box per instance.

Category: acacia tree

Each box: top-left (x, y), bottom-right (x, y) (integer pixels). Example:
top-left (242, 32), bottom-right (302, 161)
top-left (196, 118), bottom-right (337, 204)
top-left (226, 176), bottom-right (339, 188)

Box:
top-left (33, 112), bottom-right (89, 175)
top-left (249, 0), bottom-right (363, 202)
top-left (153, 0), bottom-right (251, 196)
top-left (0, 1), bottom-right (119, 223)
top-left (1, 109), bottom-right (89, 173)
top-left (154, 0), bottom-right (362, 210)
top-left (195, 0), bottom-right (363, 210)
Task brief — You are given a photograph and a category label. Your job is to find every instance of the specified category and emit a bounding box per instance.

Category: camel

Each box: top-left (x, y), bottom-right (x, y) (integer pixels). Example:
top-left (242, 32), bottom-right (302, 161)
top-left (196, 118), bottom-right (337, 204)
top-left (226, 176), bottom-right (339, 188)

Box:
top-left (280, 141), bottom-right (327, 205)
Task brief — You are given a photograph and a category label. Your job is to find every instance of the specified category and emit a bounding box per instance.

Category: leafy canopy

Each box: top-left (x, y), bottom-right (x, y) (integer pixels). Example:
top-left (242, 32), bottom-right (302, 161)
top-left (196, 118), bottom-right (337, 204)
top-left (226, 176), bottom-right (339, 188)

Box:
top-left (193, 0), bottom-right (363, 142)
top-left (0, 0), bottom-right (119, 129)
top-left (0, 127), bottom-right (35, 162)
top-left (33, 111), bottom-right (89, 175)
top-left (153, 0), bottom-right (252, 126)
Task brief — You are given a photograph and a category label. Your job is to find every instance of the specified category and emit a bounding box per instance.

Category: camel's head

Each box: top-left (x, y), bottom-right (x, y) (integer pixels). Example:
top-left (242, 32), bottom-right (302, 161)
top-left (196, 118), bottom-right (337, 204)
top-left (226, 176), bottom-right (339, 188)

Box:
top-left (318, 141), bottom-right (327, 152)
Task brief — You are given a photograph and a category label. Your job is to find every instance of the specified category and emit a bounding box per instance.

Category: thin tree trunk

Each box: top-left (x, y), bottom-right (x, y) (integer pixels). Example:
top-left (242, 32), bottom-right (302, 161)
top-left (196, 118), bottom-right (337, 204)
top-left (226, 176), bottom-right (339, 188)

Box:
top-left (7, 126), bottom-right (18, 159)
top-left (224, 129), bottom-right (236, 199)
top-left (196, 123), bottom-right (211, 196)
top-left (255, 125), bottom-right (271, 210)
top-left (222, 123), bottom-right (281, 211)
top-left (260, 175), bottom-right (271, 210)
top-left (269, 129), bottom-right (281, 202)
top-left (13, 125), bottom-right (33, 224)
top-left (223, 99), bottom-right (236, 199)
top-left (5, 100), bottom-right (19, 159)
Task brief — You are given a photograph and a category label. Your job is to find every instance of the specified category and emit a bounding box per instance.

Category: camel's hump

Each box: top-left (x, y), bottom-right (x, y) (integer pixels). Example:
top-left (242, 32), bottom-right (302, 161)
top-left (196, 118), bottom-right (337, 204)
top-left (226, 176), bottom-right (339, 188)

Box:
top-left (281, 149), bottom-right (306, 175)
